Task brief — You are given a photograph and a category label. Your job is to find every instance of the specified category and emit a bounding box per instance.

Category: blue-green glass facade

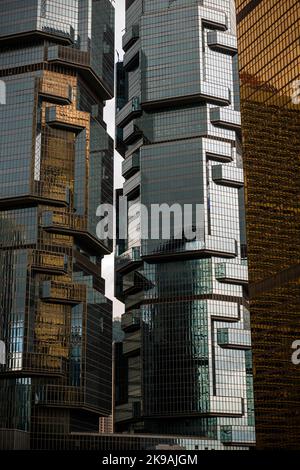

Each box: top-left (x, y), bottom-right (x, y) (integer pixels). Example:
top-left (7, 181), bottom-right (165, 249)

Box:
top-left (115, 0), bottom-right (255, 449)
top-left (0, 0), bottom-right (114, 449)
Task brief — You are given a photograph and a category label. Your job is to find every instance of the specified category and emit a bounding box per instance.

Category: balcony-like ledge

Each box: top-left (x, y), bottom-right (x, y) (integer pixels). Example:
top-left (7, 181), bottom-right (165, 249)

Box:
top-left (210, 396), bottom-right (244, 416)
top-left (45, 106), bottom-right (87, 133)
top-left (122, 152), bottom-right (140, 179)
top-left (212, 165), bottom-right (244, 188)
top-left (41, 210), bottom-right (111, 255)
top-left (220, 426), bottom-right (256, 446)
top-left (123, 172), bottom-right (141, 200)
top-left (123, 40), bottom-right (140, 71)
top-left (122, 329), bottom-right (141, 356)
top-left (116, 97), bottom-right (142, 128)
top-left (31, 251), bottom-right (69, 274)
top-left (122, 24), bottom-right (139, 52)
top-left (115, 247), bottom-right (142, 274)
top-left (210, 107), bottom-right (241, 130)
top-left (204, 138), bottom-right (233, 163)
top-left (123, 120), bottom-right (143, 145)
top-left (40, 280), bottom-right (86, 305)
top-left (207, 31), bottom-right (238, 55)
top-left (142, 83), bottom-right (231, 110)
top-left (217, 328), bottom-right (251, 350)
top-left (39, 77), bottom-right (72, 105)
top-left (142, 236), bottom-right (237, 263)
top-left (199, 7), bottom-right (228, 31)
top-left (215, 262), bottom-right (248, 285)
top-left (121, 310), bottom-right (141, 332)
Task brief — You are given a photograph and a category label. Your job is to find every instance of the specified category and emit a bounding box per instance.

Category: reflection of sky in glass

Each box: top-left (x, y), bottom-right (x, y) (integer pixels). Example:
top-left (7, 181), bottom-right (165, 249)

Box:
top-left (103, 0), bottom-right (125, 317)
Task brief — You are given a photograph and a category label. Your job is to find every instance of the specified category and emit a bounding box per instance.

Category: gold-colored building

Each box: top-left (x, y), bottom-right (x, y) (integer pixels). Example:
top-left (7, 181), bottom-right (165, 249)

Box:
top-left (235, 0), bottom-right (300, 449)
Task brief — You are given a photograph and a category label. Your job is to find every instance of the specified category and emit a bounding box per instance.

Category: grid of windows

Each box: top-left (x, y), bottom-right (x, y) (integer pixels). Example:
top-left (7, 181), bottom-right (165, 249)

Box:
top-left (0, 0), bottom-right (114, 450)
top-left (235, 0), bottom-right (300, 449)
top-left (115, 0), bottom-right (254, 449)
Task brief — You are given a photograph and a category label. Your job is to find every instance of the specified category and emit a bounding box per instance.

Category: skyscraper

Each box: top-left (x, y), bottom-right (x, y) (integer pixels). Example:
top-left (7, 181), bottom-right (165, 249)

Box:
top-left (115, 0), bottom-right (255, 448)
top-left (235, 0), bottom-right (300, 449)
top-left (0, 0), bottom-right (114, 449)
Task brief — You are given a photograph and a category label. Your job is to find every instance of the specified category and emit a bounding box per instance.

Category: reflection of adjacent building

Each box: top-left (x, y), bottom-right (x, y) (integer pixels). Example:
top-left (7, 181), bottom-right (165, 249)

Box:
top-left (115, 0), bottom-right (255, 449)
top-left (0, 0), bottom-right (114, 449)
top-left (99, 415), bottom-right (113, 434)
top-left (235, 0), bottom-right (300, 449)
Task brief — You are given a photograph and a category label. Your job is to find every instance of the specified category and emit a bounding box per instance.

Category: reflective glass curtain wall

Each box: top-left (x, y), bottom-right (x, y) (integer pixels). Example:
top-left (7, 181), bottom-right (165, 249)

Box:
top-left (0, 0), bottom-right (114, 449)
top-left (115, 0), bottom-right (255, 449)
top-left (235, 0), bottom-right (300, 449)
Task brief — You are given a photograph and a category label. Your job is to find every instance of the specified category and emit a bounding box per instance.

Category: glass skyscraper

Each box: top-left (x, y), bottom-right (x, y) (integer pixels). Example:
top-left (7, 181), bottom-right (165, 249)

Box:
top-left (235, 0), bottom-right (300, 449)
top-left (0, 0), bottom-right (115, 449)
top-left (115, 0), bottom-right (255, 449)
